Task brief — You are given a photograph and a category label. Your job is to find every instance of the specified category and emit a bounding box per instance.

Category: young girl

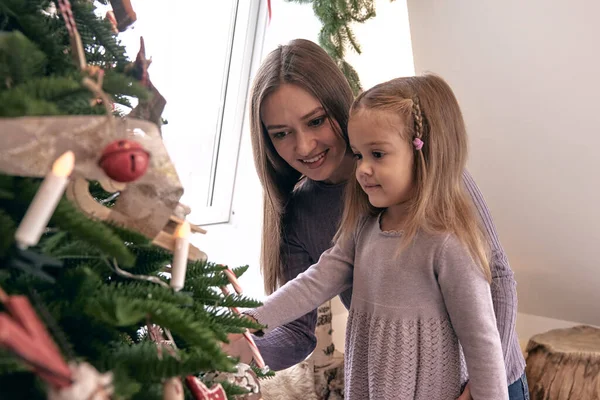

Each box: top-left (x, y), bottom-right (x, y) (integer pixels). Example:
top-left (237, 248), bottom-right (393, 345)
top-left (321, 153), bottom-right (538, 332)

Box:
top-left (228, 38), bottom-right (527, 399)
top-left (243, 75), bottom-right (509, 399)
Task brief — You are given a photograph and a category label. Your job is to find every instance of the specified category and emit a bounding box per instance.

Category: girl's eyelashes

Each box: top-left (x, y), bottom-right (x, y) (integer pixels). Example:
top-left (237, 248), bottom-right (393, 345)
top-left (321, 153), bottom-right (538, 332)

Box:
top-left (352, 151), bottom-right (384, 160)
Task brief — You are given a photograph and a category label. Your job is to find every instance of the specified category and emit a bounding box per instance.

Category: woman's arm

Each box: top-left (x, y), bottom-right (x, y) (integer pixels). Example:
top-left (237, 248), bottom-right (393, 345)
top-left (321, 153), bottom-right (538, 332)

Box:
top-left (250, 236), bottom-right (318, 371)
top-left (462, 171), bottom-right (519, 371)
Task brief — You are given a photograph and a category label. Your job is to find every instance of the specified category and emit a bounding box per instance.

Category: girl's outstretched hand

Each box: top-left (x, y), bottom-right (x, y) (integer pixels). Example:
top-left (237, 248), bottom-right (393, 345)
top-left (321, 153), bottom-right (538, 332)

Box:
top-left (221, 333), bottom-right (253, 364)
top-left (456, 382), bottom-right (473, 400)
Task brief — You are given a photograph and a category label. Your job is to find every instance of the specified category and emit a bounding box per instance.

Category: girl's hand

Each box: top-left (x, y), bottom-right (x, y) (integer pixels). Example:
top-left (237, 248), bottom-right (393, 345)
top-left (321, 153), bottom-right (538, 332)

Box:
top-left (456, 382), bottom-right (473, 400)
top-left (220, 315), bottom-right (260, 364)
top-left (221, 333), bottom-right (253, 364)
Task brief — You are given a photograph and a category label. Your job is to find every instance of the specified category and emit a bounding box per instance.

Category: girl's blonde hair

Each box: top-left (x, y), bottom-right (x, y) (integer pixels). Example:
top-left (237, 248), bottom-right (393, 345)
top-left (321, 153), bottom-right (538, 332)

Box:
top-left (336, 74), bottom-right (491, 281)
top-left (249, 39), bottom-right (354, 294)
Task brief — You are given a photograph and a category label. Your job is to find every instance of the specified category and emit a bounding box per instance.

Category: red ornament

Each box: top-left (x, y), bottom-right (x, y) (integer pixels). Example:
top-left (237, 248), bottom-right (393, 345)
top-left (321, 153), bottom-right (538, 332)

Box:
top-left (185, 376), bottom-right (227, 400)
top-left (98, 139), bottom-right (150, 183)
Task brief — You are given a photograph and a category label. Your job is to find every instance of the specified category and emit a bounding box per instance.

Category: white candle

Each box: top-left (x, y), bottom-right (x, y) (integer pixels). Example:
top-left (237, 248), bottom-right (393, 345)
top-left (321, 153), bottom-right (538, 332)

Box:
top-left (15, 151), bottom-right (75, 249)
top-left (170, 221), bottom-right (190, 292)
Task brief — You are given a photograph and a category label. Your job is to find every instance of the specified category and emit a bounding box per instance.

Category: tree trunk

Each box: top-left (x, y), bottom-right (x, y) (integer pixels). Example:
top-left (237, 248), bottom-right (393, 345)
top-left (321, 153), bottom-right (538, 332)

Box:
top-left (526, 325), bottom-right (600, 399)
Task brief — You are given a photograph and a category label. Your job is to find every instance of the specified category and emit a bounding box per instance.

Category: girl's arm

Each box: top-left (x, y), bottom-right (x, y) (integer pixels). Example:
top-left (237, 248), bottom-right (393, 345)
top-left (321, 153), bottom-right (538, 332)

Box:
top-left (462, 170), bottom-right (519, 377)
top-left (437, 235), bottom-right (509, 400)
top-left (248, 234), bottom-right (355, 336)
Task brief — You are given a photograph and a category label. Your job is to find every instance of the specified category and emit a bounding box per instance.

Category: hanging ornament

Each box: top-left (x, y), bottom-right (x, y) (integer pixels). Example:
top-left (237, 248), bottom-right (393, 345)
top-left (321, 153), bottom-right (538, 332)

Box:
top-left (98, 139), bottom-right (150, 183)
top-left (185, 376), bottom-right (227, 400)
top-left (108, 0), bottom-right (137, 32)
top-left (220, 266), bottom-right (268, 371)
top-left (203, 363), bottom-right (262, 400)
top-left (105, 10), bottom-right (119, 34)
top-left (0, 287), bottom-right (72, 389)
top-left (47, 362), bottom-right (114, 400)
top-left (127, 37), bottom-right (167, 129)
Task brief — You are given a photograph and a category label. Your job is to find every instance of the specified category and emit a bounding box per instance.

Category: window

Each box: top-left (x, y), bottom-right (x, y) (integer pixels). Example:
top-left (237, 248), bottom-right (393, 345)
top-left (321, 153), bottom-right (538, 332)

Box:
top-left (103, 0), bottom-right (264, 225)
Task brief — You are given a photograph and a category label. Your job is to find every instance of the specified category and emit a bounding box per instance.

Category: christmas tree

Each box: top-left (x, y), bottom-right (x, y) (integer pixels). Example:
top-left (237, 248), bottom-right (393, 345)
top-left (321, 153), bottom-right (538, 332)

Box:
top-left (0, 0), bottom-right (266, 399)
top-left (283, 0), bottom-right (378, 94)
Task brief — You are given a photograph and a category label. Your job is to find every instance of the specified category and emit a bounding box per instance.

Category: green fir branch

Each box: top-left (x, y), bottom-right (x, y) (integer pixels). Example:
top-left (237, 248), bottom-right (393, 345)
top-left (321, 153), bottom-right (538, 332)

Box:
top-left (103, 341), bottom-right (235, 384)
top-left (48, 196), bottom-right (136, 267)
top-left (0, 31), bottom-right (47, 89)
top-left (285, 0), bottom-right (383, 94)
top-left (127, 245), bottom-right (172, 275)
top-left (71, 1), bottom-right (128, 67)
top-left (0, 209), bottom-right (15, 256)
top-left (103, 70), bottom-right (149, 100)
top-left (1, 0), bottom-right (74, 76)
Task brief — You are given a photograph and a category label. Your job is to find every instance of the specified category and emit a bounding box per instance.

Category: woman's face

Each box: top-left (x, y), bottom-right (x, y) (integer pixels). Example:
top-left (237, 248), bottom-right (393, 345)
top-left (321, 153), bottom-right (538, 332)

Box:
top-left (261, 83), bottom-right (353, 184)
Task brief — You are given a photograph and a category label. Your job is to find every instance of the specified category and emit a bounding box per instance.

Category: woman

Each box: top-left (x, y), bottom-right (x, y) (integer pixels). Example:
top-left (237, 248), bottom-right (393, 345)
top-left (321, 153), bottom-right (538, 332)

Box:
top-left (227, 39), bottom-right (528, 399)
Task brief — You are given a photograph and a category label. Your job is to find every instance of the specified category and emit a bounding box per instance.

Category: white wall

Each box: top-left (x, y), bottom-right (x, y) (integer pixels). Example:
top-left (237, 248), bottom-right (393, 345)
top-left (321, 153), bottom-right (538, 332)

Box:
top-left (406, 0), bottom-right (600, 338)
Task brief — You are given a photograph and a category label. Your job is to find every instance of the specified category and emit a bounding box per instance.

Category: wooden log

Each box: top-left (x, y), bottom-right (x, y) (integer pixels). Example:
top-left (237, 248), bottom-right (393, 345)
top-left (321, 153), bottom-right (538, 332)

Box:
top-left (525, 325), bottom-right (600, 399)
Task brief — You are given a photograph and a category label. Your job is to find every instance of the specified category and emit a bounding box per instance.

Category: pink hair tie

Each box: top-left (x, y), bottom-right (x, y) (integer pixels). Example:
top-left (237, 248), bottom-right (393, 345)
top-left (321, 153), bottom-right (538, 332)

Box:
top-left (413, 138), bottom-right (424, 150)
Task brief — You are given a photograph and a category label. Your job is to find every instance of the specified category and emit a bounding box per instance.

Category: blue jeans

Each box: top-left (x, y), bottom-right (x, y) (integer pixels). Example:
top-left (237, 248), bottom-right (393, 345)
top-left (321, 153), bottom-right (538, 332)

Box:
top-left (508, 373), bottom-right (530, 400)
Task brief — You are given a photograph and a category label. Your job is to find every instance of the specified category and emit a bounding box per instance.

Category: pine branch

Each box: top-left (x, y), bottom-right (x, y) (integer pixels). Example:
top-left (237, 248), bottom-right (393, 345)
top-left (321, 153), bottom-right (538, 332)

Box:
top-left (186, 260), bottom-right (224, 278)
top-left (1, 0), bottom-right (74, 76)
top-left (104, 342), bottom-right (235, 384)
top-left (14, 75), bottom-right (85, 102)
top-left (204, 309), bottom-right (264, 336)
top-left (219, 380), bottom-right (252, 397)
top-left (0, 91), bottom-right (60, 117)
top-left (0, 209), bottom-right (15, 257)
top-left (103, 70), bottom-right (149, 100)
top-left (284, 0), bottom-right (381, 94)
top-left (128, 245), bottom-right (172, 275)
top-left (102, 281), bottom-right (194, 307)
top-left (54, 90), bottom-right (105, 115)
top-left (39, 231), bottom-right (68, 254)
top-left (47, 196), bottom-right (136, 267)
top-left (71, 1), bottom-right (128, 67)
top-left (216, 293), bottom-right (262, 309)
top-left (0, 31), bottom-right (47, 89)
top-left (106, 222), bottom-right (152, 246)
top-left (86, 290), bottom-right (224, 359)
top-left (229, 265), bottom-right (250, 278)
top-left (0, 349), bottom-right (28, 374)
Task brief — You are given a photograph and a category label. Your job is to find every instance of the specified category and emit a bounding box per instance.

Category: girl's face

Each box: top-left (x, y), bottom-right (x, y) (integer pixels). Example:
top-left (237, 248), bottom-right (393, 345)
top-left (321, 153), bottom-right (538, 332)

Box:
top-left (261, 83), bottom-right (353, 184)
top-left (349, 109), bottom-right (415, 210)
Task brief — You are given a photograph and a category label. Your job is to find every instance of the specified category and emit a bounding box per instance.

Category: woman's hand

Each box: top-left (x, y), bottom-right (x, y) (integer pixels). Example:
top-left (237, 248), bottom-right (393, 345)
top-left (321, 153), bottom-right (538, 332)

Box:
top-left (456, 382), bottom-right (473, 400)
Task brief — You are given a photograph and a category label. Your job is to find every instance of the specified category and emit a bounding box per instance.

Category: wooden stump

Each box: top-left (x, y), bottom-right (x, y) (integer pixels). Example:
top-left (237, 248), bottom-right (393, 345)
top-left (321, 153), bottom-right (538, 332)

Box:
top-left (526, 325), bottom-right (600, 399)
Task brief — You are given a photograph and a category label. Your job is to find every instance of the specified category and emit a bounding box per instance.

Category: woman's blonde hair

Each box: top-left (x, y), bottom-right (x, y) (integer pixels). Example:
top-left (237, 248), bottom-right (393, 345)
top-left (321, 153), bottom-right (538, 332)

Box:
top-left (249, 39), bottom-right (354, 294)
top-left (336, 74), bottom-right (491, 281)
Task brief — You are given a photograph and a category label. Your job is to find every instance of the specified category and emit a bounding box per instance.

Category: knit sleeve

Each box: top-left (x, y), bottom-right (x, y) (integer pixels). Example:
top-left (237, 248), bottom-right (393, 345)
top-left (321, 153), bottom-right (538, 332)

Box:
top-left (250, 232), bottom-right (355, 336)
top-left (250, 231), bottom-right (319, 370)
top-left (436, 235), bottom-right (509, 400)
top-left (462, 170), bottom-right (519, 374)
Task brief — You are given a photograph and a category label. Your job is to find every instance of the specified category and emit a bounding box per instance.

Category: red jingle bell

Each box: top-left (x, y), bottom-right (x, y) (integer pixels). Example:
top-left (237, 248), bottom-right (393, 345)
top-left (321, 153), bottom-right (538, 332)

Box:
top-left (98, 139), bottom-right (150, 183)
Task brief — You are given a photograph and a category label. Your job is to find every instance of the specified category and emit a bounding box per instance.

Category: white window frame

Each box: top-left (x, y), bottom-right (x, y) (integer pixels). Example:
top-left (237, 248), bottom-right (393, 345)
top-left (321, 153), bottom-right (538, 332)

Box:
top-left (192, 0), bottom-right (266, 225)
